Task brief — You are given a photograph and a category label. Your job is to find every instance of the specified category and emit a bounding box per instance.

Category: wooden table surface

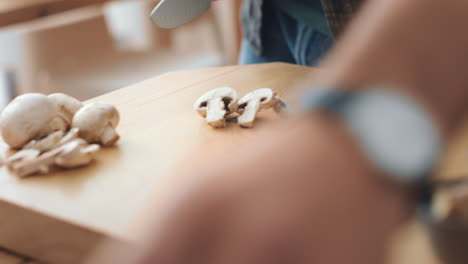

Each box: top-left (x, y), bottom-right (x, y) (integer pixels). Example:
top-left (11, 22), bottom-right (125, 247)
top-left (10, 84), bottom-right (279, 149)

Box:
top-left (0, 0), bottom-right (115, 28)
top-left (0, 63), bottom-right (465, 264)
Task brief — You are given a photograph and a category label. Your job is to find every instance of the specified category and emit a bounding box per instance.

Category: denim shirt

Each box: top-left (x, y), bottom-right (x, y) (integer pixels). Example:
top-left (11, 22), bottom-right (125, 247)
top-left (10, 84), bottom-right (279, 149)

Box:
top-left (242, 0), bottom-right (364, 55)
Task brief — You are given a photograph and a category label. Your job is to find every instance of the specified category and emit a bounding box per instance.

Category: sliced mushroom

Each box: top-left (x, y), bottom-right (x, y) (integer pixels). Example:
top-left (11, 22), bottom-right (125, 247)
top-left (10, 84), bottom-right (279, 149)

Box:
top-left (8, 138), bottom-right (100, 177)
top-left (48, 93), bottom-right (83, 125)
top-left (6, 149), bottom-right (40, 166)
top-left (21, 128), bottom-right (81, 154)
top-left (57, 127), bottom-right (80, 147)
top-left (194, 87), bottom-right (238, 128)
top-left (237, 88), bottom-right (285, 128)
top-left (23, 131), bottom-right (65, 153)
top-left (0, 93), bottom-right (69, 149)
top-left (55, 139), bottom-right (100, 168)
top-left (8, 147), bottom-right (63, 177)
top-left (5, 149), bottom-right (42, 177)
top-left (72, 103), bottom-right (120, 147)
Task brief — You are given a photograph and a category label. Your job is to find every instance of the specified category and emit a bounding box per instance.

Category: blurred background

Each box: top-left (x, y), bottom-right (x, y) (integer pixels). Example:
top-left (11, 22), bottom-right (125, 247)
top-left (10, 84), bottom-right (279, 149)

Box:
top-left (0, 0), bottom-right (242, 104)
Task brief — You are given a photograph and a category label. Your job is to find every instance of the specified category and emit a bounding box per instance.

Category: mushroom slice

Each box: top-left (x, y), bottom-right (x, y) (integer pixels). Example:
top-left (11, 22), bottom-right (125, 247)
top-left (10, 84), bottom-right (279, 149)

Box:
top-left (194, 87), bottom-right (238, 128)
top-left (6, 149), bottom-right (42, 177)
top-left (23, 131), bottom-right (65, 153)
top-left (57, 128), bottom-right (80, 147)
top-left (0, 93), bottom-right (69, 149)
top-left (72, 103), bottom-right (120, 147)
top-left (22, 128), bottom-right (79, 153)
top-left (48, 93), bottom-right (83, 126)
top-left (55, 139), bottom-right (100, 168)
top-left (8, 138), bottom-right (100, 177)
top-left (236, 88), bottom-right (284, 128)
top-left (6, 149), bottom-right (41, 166)
top-left (8, 147), bottom-right (63, 177)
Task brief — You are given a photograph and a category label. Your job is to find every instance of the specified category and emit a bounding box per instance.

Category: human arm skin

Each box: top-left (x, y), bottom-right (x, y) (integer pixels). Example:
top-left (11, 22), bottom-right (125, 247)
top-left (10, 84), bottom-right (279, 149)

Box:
top-left (321, 0), bottom-right (468, 138)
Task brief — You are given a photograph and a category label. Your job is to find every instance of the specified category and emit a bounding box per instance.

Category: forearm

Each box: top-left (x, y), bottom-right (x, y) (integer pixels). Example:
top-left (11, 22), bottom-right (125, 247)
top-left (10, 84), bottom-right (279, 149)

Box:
top-left (321, 0), bottom-right (468, 138)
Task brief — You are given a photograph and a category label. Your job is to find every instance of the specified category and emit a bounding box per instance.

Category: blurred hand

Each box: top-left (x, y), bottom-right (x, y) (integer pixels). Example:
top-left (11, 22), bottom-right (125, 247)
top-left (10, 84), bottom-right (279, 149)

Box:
top-left (90, 115), bottom-right (412, 264)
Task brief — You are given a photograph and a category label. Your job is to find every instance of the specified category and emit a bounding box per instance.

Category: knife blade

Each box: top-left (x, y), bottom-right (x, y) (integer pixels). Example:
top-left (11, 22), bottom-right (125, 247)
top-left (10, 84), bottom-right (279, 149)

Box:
top-left (150, 0), bottom-right (212, 29)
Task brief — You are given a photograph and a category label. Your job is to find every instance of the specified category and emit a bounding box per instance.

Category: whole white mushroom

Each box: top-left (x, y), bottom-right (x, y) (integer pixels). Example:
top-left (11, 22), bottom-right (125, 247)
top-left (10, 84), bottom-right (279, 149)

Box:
top-left (72, 102), bottom-right (120, 147)
top-left (48, 93), bottom-right (83, 125)
top-left (0, 93), bottom-right (69, 149)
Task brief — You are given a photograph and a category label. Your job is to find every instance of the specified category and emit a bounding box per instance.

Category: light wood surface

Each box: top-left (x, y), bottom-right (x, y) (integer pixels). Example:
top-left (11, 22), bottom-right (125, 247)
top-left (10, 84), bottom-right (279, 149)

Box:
top-left (0, 63), bottom-right (464, 263)
top-left (0, 0), bottom-right (113, 28)
top-left (0, 63), bottom-right (311, 264)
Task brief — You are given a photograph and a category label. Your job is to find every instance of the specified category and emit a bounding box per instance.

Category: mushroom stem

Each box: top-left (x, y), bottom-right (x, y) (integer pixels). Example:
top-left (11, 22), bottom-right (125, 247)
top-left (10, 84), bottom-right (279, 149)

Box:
top-left (194, 87), bottom-right (238, 128)
top-left (206, 98), bottom-right (228, 128)
top-left (236, 88), bottom-right (286, 128)
top-left (101, 125), bottom-right (120, 147)
top-left (57, 128), bottom-right (80, 147)
top-left (238, 100), bottom-right (261, 128)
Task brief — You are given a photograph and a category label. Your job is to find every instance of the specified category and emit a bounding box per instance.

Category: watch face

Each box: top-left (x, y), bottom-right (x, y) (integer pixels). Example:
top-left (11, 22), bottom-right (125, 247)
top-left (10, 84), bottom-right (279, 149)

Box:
top-left (342, 89), bottom-right (441, 182)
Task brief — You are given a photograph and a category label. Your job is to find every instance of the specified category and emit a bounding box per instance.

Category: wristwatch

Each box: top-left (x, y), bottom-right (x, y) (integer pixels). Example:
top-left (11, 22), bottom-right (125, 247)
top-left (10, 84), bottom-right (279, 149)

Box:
top-left (301, 87), bottom-right (442, 185)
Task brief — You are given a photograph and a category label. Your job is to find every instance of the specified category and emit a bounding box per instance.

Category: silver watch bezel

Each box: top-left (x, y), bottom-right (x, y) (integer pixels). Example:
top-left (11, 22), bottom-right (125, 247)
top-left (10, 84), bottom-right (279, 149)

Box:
top-left (302, 87), bottom-right (441, 183)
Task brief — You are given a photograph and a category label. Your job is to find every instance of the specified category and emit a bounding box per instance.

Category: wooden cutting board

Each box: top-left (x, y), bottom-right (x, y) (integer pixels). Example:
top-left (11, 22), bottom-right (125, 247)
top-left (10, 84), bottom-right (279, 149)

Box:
top-left (0, 63), bottom-right (311, 263)
top-left (0, 63), bottom-right (461, 264)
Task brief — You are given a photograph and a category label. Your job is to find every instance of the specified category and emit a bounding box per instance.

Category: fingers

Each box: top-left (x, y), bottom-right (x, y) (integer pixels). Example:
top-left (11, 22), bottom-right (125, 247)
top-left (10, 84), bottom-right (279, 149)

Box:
top-left (133, 177), bottom-right (244, 264)
top-left (88, 179), bottom-right (233, 264)
top-left (207, 192), bottom-right (308, 264)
